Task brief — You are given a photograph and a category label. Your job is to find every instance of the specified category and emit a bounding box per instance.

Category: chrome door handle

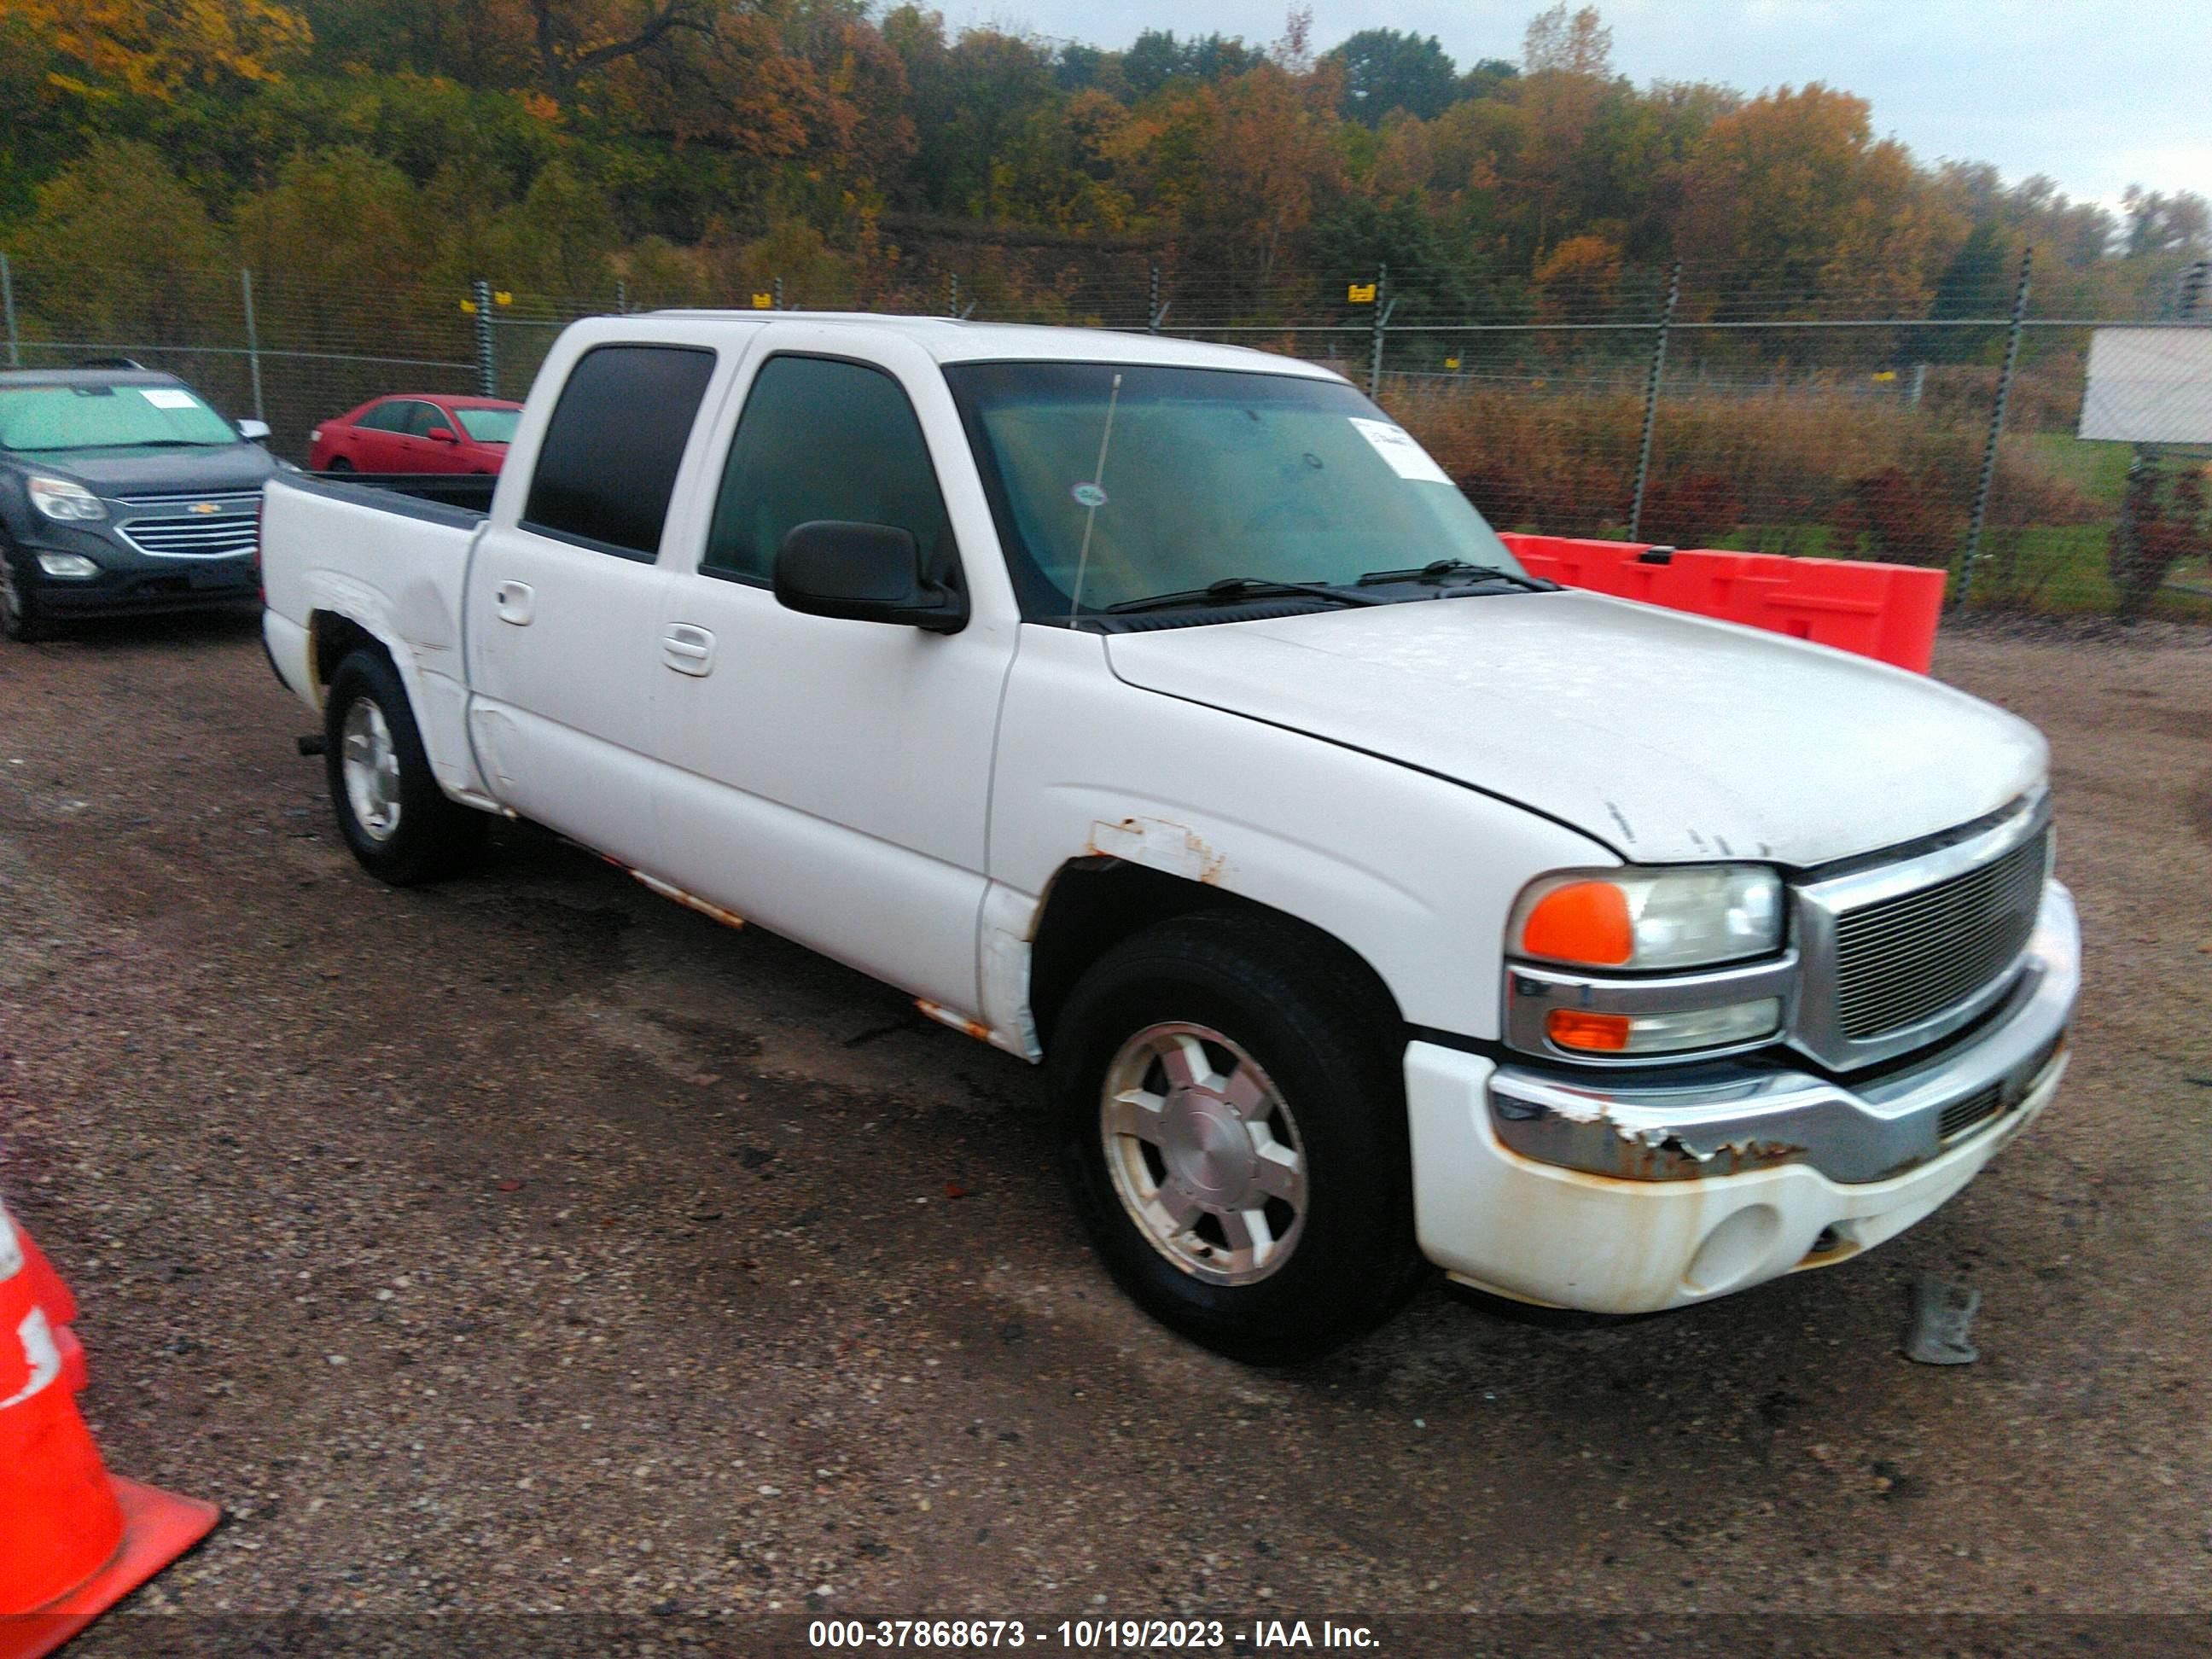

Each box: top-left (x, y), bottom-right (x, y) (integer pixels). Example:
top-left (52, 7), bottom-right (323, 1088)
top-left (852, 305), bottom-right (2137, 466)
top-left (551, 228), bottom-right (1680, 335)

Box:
top-left (662, 623), bottom-right (715, 676)
top-left (494, 580), bottom-right (534, 625)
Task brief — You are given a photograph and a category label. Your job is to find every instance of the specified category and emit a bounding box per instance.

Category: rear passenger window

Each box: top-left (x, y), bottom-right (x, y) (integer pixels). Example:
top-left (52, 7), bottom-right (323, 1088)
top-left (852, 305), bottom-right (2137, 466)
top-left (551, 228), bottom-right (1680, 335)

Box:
top-left (523, 345), bottom-right (715, 560)
top-left (356, 400), bottom-right (410, 432)
top-left (703, 356), bottom-right (952, 585)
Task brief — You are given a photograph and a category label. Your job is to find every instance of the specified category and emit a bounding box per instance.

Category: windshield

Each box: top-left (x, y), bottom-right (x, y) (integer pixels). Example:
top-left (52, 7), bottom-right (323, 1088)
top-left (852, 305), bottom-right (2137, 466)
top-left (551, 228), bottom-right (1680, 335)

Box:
top-left (0, 383), bottom-right (239, 453)
top-left (454, 406), bottom-right (520, 443)
top-left (945, 360), bottom-right (1523, 621)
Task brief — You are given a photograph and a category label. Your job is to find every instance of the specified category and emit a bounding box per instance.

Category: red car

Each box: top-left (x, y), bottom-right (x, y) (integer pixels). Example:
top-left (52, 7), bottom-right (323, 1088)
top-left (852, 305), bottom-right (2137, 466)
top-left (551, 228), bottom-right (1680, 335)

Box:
top-left (308, 393), bottom-right (523, 474)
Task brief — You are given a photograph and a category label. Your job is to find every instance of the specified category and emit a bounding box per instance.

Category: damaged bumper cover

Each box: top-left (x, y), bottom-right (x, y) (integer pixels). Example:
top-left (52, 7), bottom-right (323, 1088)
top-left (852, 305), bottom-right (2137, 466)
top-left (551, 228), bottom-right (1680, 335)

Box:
top-left (1487, 881), bottom-right (2079, 1185)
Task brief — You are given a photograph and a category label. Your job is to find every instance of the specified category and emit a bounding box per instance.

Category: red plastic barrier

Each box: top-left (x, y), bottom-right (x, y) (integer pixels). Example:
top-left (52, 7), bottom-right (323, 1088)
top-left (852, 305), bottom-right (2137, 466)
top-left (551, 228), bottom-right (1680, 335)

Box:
top-left (1499, 533), bottom-right (1947, 674)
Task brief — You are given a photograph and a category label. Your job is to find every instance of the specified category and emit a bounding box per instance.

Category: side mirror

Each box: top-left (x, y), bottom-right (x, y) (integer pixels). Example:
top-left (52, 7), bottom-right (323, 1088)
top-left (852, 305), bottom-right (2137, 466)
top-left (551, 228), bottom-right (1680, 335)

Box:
top-left (772, 521), bottom-right (966, 634)
top-left (237, 418), bottom-right (271, 444)
top-left (424, 426), bottom-right (458, 444)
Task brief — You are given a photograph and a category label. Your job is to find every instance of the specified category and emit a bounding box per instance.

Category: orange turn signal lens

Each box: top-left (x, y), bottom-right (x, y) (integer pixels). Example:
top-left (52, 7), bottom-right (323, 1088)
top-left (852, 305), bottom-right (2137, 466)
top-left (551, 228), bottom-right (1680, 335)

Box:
top-left (1519, 881), bottom-right (1634, 966)
top-left (1545, 1010), bottom-right (1633, 1052)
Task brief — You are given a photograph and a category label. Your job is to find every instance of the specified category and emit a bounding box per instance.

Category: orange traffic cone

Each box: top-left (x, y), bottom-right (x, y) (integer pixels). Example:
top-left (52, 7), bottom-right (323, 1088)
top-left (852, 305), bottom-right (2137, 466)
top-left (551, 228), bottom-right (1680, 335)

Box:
top-left (0, 1198), bottom-right (219, 1659)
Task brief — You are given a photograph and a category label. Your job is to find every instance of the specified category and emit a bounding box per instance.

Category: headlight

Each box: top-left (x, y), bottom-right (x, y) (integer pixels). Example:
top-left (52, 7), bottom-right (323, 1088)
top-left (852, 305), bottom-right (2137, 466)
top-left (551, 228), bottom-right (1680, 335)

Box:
top-left (36, 552), bottom-right (101, 578)
top-left (27, 476), bottom-right (108, 522)
top-left (1511, 864), bottom-right (1784, 971)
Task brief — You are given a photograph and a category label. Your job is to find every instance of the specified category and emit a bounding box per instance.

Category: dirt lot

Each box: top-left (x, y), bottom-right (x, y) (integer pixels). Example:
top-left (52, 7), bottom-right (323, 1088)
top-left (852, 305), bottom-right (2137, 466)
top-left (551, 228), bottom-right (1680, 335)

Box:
top-left (2, 610), bottom-right (2209, 1655)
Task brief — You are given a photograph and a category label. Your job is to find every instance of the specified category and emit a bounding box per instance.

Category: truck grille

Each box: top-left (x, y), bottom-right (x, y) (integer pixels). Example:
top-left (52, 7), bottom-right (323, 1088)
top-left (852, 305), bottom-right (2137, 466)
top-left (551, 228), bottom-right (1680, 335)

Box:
top-left (1831, 825), bottom-right (2050, 1042)
top-left (114, 492), bottom-right (262, 560)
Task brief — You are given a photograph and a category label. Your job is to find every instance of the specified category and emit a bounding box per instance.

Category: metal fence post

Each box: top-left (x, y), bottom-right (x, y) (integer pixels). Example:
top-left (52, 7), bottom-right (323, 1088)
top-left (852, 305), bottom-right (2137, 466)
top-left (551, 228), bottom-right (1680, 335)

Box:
top-left (1952, 246), bottom-right (2033, 608)
top-left (1148, 260), bottom-right (1161, 335)
top-left (472, 277), bottom-right (496, 397)
top-left (773, 276), bottom-right (785, 311)
top-left (239, 268), bottom-right (266, 425)
top-left (615, 279), bottom-right (628, 315)
top-left (1367, 265), bottom-right (1390, 399)
top-left (0, 253), bottom-right (18, 369)
top-left (946, 273), bottom-right (959, 318)
top-left (1627, 259), bottom-right (1681, 543)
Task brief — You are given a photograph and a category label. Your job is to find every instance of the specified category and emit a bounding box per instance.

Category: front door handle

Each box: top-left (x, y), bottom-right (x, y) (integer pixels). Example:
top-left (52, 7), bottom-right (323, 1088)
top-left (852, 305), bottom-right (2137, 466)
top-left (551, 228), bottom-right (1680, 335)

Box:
top-left (494, 580), bottom-right (534, 626)
top-left (662, 623), bottom-right (715, 677)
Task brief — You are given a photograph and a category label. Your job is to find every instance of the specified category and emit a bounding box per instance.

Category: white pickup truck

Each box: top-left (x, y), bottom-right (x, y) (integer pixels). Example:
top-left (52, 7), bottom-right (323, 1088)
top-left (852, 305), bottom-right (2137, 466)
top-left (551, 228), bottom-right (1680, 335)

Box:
top-left (259, 313), bottom-right (2077, 1361)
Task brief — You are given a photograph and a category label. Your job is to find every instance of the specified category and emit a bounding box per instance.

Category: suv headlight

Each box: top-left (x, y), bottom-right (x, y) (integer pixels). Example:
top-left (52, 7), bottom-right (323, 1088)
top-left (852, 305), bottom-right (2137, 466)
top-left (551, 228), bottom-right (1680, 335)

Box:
top-left (27, 476), bottom-right (108, 523)
top-left (1510, 864), bottom-right (1783, 972)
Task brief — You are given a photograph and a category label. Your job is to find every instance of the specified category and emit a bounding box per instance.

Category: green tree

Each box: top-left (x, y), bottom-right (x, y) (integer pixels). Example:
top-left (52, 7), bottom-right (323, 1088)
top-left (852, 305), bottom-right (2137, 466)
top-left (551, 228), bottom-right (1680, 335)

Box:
top-left (1326, 28), bottom-right (1456, 127)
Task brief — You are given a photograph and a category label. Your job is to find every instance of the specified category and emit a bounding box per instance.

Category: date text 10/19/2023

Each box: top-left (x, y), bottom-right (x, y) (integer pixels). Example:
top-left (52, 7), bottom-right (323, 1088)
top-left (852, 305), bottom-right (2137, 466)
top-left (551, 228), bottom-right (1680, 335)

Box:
top-left (807, 1619), bottom-right (1381, 1650)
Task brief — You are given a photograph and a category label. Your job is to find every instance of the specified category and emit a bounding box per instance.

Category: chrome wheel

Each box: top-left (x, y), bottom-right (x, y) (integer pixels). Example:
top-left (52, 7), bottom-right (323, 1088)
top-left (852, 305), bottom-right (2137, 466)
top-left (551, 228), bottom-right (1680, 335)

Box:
top-left (341, 696), bottom-right (403, 842)
top-left (1101, 1022), bottom-right (1307, 1286)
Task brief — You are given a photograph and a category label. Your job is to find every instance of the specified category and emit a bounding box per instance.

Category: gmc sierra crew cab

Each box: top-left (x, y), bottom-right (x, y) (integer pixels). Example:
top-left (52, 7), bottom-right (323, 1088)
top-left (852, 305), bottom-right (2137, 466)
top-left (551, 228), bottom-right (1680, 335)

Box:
top-left (257, 312), bottom-right (2078, 1361)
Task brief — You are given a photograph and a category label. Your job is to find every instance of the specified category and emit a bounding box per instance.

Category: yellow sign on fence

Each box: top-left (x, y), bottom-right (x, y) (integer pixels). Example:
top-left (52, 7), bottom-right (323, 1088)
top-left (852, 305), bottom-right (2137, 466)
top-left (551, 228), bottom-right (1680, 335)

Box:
top-left (751, 292), bottom-right (775, 310)
top-left (1347, 282), bottom-right (1377, 304)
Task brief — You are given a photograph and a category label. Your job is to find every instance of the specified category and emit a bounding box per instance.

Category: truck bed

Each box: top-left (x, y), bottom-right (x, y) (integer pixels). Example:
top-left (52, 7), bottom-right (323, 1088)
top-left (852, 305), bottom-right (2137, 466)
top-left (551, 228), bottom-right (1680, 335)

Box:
top-left (297, 470), bottom-right (496, 522)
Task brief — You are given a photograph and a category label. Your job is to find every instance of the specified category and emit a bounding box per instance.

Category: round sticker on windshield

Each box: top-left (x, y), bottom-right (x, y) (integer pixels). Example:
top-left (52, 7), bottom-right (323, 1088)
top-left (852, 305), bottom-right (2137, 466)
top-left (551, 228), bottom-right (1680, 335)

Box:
top-left (1070, 482), bottom-right (1109, 509)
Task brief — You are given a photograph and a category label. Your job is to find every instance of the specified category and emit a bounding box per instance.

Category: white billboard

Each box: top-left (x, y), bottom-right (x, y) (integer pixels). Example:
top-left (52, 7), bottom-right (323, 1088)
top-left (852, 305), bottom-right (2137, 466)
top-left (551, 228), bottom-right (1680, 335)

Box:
top-left (2079, 326), bottom-right (2212, 444)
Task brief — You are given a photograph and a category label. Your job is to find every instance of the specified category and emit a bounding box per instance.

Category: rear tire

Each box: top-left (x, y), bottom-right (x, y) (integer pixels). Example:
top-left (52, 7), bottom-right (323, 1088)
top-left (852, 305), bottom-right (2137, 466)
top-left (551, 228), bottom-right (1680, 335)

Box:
top-left (1050, 912), bottom-right (1425, 1364)
top-left (324, 457), bottom-right (354, 474)
top-left (0, 548), bottom-right (51, 642)
top-left (323, 647), bottom-right (487, 884)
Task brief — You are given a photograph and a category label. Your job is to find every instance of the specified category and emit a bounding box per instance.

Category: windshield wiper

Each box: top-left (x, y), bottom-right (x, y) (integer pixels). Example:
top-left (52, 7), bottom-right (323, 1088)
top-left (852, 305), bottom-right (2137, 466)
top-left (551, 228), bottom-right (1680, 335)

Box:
top-left (1103, 576), bottom-right (1385, 615)
top-left (1355, 558), bottom-right (1557, 593)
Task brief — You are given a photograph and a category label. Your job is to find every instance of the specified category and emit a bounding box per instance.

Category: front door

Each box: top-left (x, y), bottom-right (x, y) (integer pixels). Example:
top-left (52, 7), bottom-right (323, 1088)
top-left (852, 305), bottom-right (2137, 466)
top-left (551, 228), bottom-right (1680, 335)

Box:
top-left (649, 341), bottom-right (1016, 1013)
top-left (463, 341), bottom-right (720, 874)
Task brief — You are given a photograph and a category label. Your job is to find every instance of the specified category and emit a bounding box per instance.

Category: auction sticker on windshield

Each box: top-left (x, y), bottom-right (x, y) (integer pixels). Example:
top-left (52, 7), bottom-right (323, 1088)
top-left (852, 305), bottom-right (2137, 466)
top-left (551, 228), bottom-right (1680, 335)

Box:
top-left (1348, 416), bottom-right (1452, 486)
top-left (139, 388), bottom-right (200, 410)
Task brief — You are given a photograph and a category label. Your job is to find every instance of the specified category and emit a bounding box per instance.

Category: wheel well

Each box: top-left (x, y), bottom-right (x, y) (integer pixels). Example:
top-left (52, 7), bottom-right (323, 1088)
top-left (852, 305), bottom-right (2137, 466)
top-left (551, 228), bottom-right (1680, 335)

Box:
top-left (309, 611), bottom-right (385, 689)
top-left (1027, 858), bottom-right (1404, 1055)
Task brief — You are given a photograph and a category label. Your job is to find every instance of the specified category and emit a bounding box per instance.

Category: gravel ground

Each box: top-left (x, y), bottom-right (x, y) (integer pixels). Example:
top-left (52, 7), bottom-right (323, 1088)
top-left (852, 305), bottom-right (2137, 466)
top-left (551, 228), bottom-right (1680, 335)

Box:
top-left (1, 609), bottom-right (2208, 1655)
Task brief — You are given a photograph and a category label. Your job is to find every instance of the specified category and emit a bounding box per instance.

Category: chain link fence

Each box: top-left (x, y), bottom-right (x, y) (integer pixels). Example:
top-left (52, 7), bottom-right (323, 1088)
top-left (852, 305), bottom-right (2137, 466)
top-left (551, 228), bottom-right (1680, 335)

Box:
top-left (5, 245), bottom-right (2208, 618)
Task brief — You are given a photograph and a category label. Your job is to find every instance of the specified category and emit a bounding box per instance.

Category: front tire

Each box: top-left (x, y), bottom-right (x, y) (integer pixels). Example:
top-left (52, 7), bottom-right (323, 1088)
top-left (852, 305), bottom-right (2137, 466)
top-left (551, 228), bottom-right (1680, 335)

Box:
top-left (0, 549), bottom-right (51, 642)
top-left (323, 648), bottom-right (486, 884)
top-left (1051, 913), bottom-right (1424, 1363)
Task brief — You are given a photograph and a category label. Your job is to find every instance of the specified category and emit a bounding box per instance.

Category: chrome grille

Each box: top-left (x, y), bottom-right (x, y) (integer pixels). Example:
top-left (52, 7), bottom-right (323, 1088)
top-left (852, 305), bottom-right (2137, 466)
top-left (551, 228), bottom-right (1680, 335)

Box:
top-left (1831, 825), bottom-right (2049, 1041)
top-left (115, 493), bottom-right (261, 559)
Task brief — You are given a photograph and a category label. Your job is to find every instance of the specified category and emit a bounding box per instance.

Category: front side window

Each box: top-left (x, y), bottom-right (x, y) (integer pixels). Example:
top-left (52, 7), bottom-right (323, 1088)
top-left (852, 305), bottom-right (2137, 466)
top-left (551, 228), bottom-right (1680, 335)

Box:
top-left (405, 401), bottom-right (452, 437)
top-left (454, 406), bottom-right (520, 444)
top-left (0, 382), bottom-right (238, 454)
top-left (522, 345), bottom-right (716, 560)
top-left (702, 355), bottom-right (953, 585)
top-left (355, 400), bottom-right (413, 433)
top-left (945, 361), bottom-right (1525, 622)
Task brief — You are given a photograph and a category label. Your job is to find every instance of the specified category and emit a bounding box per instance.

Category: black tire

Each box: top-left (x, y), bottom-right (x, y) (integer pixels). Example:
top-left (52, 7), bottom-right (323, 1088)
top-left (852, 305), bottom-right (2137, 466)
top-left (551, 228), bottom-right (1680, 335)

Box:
top-left (323, 647), bottom-right (487, 884)
top-left (0, 546), bottom-right (51, 642)
top-left (1050, 912), bottom-right (1426, 1364)
top-left (325, 457), bottom-right (354, 474)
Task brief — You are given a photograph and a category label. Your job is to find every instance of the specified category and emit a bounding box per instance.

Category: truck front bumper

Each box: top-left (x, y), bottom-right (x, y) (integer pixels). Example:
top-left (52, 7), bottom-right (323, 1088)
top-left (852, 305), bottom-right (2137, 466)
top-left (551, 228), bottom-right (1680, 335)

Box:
top-left (1406, 881), bottom-right (2078, 1313)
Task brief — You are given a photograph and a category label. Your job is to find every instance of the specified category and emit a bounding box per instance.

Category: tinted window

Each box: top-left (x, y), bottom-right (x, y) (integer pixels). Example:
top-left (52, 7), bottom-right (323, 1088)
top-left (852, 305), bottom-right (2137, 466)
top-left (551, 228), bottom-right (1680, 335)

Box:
top-left (704, 356), bottom-right (952, 584)
top-left (405, 402), bottom-right (451, 437)
top-left (523, 346), bottom-right (716, 559)
top-left (356, 400), bottom-right (413, 433)
top-left (454, 406), bottom-right (520, 443)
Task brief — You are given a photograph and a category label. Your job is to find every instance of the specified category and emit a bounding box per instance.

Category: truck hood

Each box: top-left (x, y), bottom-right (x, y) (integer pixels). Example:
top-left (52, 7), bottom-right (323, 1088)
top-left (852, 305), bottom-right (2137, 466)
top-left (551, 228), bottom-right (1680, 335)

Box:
top-left (1104, 591), bottom-right (2046, 867)
top-left (14, 445), bottom-right (276, 498)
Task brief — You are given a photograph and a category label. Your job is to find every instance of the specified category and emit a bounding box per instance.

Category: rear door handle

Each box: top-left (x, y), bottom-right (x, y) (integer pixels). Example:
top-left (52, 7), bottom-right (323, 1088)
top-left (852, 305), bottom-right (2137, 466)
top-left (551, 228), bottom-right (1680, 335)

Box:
top-left (494, 580), bottom-right (534, 625)
top-left (662, 623), bottom-right (715, 677)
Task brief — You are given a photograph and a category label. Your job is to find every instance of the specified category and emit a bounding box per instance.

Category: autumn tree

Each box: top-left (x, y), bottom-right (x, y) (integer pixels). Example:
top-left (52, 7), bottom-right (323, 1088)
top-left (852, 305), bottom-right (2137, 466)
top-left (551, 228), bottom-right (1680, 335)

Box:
top-left (1678, 84), bottom-right (1965, 318)
top-left (5, 0), bottom-right (311, 99)
top-left (1326, 28), bottom-right (1456, 125)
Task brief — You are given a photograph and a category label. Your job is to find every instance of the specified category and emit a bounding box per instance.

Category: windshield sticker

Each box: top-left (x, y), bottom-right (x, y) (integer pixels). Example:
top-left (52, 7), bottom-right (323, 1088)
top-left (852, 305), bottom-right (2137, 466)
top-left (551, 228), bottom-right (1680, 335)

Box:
top-left (138, 387), bottom-right (198, 410)
top-left (1348, 417), bottom-right (1452, 486)
top-left (1070, 481), bottom-right (1109, 509)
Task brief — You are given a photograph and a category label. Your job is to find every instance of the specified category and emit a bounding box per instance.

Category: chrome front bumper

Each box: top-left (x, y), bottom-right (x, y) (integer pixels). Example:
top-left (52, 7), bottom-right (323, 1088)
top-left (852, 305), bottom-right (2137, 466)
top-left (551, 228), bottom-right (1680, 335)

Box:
top-left (1487, 881), bottom-right (2079, 1185)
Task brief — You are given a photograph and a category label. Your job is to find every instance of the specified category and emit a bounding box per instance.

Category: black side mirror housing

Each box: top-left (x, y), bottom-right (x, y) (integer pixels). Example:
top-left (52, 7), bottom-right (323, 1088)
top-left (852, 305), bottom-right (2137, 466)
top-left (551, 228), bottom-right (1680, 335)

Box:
top-left (772, 521), bottom-right (967, 634)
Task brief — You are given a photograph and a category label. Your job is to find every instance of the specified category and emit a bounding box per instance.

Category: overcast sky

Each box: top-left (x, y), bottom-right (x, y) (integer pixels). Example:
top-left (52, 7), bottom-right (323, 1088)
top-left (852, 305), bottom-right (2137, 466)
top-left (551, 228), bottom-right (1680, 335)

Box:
top-left (962, 0), bottom-right (2209, 214)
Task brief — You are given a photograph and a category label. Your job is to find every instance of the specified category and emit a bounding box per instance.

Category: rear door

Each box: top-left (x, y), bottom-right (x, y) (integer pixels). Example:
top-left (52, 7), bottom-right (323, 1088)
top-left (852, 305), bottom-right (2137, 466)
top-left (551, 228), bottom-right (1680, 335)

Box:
top-left (648, 329), bottom-right (1017, 1012)
top-left (462, 340), bottom-right (724, 873)
top-left (348, 399), bottom-right (414, 470)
